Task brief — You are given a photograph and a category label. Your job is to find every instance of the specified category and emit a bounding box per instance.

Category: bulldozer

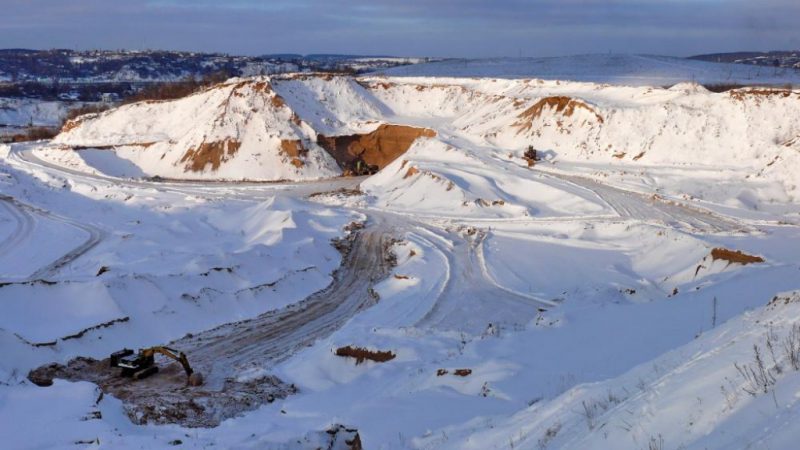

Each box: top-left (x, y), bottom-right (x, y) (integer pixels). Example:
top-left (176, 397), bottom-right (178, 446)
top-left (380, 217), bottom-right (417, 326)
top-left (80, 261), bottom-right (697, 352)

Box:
top-left (110, 346), bottom-right (204, 386)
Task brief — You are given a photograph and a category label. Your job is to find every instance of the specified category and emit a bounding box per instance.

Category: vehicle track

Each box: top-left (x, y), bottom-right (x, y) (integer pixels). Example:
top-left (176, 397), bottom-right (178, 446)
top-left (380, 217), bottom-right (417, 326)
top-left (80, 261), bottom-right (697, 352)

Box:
top-left (17, 140), bottom-right (746, 429)
top-left (0, 194), bottom-right (104, 280)
top-left (413, 225), bottom-right (553, 332)
top-left (0, 195), bottom-right (34, 257)
top-left (30, 219), bottom-right (396, 427)
top-left (181, 221), bottom-right (395, 386)
top-left (539, 172), bottom-right (743, 233)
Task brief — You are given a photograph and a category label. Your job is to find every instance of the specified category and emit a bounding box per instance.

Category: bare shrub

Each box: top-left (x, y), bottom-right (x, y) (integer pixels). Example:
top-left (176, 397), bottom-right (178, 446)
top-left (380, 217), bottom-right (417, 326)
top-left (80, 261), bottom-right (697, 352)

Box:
top-left (63, 103), bottom-right (112, 122)
top-left (578, 390), bottom-right (625, 431)
top-left (735, 344), bottom-right (777, 396)
top-left (580, 400), bottom-right (599, 430)
top-left (647, 434), bottom-right (664, 450)
top-left (784, 323), bottom-right (800, 371)
top-left (537, 422), bottom-right (561, 449)
top-left (120, 71), bottom-right (231, 105)
top-left (9, 126), bottom-right (58, 142)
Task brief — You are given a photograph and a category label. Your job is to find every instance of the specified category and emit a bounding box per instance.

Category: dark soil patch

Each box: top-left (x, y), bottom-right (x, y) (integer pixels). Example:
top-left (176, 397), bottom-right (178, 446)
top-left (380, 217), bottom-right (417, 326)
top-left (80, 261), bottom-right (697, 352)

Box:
top-left (335, 346), bottom-right (396, 365)
top-left (28, 355), bottom-right (296, 427)
top-left (711, 248), bottom-right (765, 265)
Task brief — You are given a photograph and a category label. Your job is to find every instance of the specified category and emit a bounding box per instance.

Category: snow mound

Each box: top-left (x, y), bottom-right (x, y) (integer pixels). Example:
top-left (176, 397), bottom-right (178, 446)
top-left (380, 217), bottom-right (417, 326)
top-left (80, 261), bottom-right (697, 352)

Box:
top-left (54, 77), bottom-right (342, 181)
top-left (363, 139), bottom-right (607, 218)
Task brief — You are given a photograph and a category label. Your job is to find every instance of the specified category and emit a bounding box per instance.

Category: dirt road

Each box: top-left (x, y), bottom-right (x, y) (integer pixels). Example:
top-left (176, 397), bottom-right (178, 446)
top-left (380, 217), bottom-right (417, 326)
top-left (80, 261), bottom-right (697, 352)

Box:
top-left (29, 220), bottom-right (396, 427)
top-left (539, 171), bottom-right (743, 233)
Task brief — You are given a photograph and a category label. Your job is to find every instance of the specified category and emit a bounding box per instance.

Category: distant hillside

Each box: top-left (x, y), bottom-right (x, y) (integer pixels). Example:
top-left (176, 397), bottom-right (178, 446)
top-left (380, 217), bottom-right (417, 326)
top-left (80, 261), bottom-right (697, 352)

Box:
top-left (0, 49), bottom-right (423, 85)
top-left (690, 51), bottom-right (800, 70)
top-left (375, 54), bottom-right (800, 86)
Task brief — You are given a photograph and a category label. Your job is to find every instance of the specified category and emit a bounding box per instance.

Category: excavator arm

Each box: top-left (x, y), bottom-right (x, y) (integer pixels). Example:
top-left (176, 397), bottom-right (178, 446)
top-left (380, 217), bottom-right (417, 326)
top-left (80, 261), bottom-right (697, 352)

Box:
top-left (142, 346), bottom-right (194, 378)
top-left (112, 345), bottom-right (203, 386)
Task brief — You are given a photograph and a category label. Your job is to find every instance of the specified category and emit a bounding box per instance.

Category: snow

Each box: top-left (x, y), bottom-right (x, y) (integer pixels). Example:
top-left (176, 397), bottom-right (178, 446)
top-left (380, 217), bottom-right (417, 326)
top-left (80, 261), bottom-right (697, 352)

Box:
top-left (376, 54), bottom-right (800, 86)
top-left (0, 281), bottom-right (123, 344)
top-left (1, 61), bottom-right (800, 449)
top-left (0, 97), bottom-right (70, 127)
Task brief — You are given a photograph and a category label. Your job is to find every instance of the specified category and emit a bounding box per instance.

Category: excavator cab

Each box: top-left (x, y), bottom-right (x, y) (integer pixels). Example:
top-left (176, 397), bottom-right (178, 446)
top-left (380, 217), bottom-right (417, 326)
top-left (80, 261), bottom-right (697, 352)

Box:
top-left (110, 346), bottom-right (203, 386)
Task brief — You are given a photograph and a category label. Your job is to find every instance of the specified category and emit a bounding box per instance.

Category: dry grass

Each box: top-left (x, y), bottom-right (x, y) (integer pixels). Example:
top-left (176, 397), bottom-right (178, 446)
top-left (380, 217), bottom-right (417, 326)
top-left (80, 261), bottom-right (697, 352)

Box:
top-left (728, 88), bottom-right (795, 102)
top-left (121, 71), bottom-right (231, 105)
top-left (6, 126), bottom-right (59, 142)
top-left (335, 346), bottom-right (396, 365)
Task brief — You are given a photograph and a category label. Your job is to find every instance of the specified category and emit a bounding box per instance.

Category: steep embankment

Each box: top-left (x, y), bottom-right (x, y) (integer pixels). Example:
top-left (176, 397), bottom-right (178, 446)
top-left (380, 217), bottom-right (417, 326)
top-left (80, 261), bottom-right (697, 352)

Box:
top-left (43, 74), bottom-right (800, 203)
top-left (360, 78), bottom-right (800, 212)
top-left (53, 78), bottom-right (343, 181)
top-left (49, 76), bottom-right (438, 181)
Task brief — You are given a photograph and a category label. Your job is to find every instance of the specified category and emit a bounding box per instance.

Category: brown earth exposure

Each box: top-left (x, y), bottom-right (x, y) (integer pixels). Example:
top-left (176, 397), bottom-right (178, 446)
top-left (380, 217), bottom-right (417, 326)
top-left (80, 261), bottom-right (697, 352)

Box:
top-left (515, 96), bottom-right (604, 133)
top-left (180, 139), bottom-right (241, 172)
top-left (317, 124), bottom-right (436, 172)
top-left (335, 346), bottom-right (396, 365)
top-left (28, 356), bottom-right (296, 427)
top-left (710, 248), bottom-right (764, 265)
top-left (280, 139), bottom-right (308, 168)
top-left (728, 88), bottom-right (796, 102)
top-left (27, 226), bottom-right (395, 428)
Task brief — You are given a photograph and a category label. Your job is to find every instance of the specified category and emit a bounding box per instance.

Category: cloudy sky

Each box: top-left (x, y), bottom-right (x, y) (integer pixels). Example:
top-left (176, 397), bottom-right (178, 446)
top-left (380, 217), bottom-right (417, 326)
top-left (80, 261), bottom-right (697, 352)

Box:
top-left (1, 0), bottom-right (798, 57)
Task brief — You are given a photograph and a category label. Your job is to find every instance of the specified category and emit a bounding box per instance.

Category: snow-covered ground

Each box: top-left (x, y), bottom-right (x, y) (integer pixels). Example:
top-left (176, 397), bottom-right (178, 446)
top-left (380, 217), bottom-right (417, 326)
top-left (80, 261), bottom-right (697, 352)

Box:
top-left (1, 67), bottom-right (800, 449)
top-left (376, 54), bottom-right (800, 86)
top-left (0, 97), bottom-right (71, 127)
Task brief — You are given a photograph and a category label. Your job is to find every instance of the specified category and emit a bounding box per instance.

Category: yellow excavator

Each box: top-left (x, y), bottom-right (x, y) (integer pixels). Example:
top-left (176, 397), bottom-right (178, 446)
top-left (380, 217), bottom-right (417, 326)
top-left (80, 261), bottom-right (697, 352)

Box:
top-left (110, 346), bottom-right (204, 386)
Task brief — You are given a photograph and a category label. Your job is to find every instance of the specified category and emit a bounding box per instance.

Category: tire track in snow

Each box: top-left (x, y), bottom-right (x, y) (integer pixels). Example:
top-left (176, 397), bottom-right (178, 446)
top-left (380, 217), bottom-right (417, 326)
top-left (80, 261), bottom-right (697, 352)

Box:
top-left (0, 196), bottom-right (34, 257)
top-left (413, 224), bottom-right (554, 332)
top-left (0, 195), bottom-right (104, 281)
top-left (35, 219), bottom-right (397, 427)
top-left (538, 171), bottom-right (743, 233)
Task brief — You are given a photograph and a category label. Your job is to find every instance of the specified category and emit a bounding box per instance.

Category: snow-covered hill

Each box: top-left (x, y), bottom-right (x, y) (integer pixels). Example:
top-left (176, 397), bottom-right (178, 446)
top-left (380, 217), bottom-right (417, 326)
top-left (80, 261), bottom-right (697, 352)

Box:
top-left (360, 77), bottom-right (800, 213)
top-left (375, 54), bottom-right (800, 86)
top-left (52, 77), bottom-right (344, 180)
top-left (45, 74), bottom-right (800, 211)
top-left (2, 67), bottom-right (800, 449)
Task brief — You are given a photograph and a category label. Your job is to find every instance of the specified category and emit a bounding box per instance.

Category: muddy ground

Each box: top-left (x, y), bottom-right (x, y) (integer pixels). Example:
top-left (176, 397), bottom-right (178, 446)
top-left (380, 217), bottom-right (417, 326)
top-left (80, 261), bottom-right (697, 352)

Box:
top-left (29, 224), bottom-right (396, 427)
